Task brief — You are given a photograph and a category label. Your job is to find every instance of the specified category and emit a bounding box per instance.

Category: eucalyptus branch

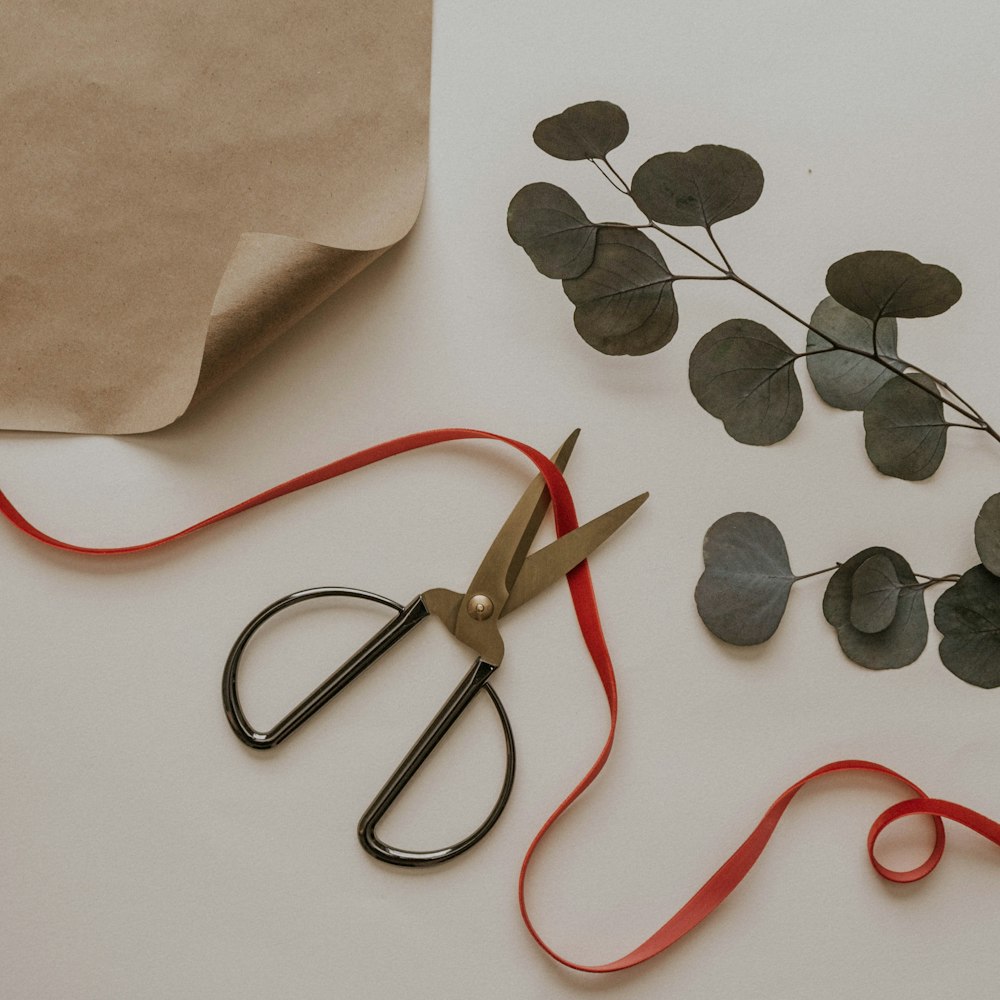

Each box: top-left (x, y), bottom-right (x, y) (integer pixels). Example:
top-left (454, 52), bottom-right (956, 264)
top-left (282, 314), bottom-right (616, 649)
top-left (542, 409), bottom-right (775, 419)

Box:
top-left (507, 99), bottom-right (996, 480)
top-left (595, 159), bottom-right (993, 436)
top-left (635, 201), bottom-right (995, 437)
top-left (694, 509), bottom-right (1000, 688)
top-left (733, 262), bottom-right (991, 435)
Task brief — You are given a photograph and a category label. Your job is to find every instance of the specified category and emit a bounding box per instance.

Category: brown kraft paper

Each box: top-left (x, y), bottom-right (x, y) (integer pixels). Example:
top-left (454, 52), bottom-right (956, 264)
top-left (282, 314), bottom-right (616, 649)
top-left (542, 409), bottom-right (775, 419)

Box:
top-left (0, 0), bottom-right (432, 434)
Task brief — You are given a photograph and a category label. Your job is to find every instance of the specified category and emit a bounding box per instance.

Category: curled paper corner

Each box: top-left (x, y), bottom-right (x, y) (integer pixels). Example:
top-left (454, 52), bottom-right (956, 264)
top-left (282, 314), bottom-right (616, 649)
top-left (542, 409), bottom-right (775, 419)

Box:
top-left (186, 234), bottom-right (390, 417)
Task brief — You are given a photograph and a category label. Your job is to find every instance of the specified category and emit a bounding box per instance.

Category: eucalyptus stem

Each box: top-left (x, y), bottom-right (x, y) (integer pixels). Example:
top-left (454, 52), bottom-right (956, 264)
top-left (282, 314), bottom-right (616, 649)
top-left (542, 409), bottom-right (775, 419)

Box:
top-left (599, 156), bottom-right (632, 195)
top-left (900, 361), bottom-right (988, 423)
top-left (795, 567), bottom-right (961, 586)
top-left (794, 565), bottom-right (838, 581)
top-left (590, 157), bottom-right (629, 193)
top-left (914, 572), bottom-right (962, 584)
top-left (706, 225), bottom-right (733, 271)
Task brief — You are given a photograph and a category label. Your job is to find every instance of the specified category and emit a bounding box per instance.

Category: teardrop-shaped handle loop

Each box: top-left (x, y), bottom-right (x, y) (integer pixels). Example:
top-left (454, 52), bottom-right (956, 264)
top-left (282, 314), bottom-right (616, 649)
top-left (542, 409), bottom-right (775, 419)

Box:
top-left (223, 587), bottom-right (421, 749)
top-left (358, 662), bottom-right (516, 867)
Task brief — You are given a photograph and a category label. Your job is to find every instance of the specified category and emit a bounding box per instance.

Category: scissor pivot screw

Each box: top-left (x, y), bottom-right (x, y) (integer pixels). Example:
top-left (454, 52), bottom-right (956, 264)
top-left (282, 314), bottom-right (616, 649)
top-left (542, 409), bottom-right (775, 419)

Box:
top-left (467, 595), bottom-right (495, 621)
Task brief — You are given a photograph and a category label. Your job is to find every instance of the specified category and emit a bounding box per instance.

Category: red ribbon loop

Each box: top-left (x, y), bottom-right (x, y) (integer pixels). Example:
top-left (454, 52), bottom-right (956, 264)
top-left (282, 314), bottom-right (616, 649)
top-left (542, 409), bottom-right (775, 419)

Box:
top-left (3, 428), bottom-right (998, 972)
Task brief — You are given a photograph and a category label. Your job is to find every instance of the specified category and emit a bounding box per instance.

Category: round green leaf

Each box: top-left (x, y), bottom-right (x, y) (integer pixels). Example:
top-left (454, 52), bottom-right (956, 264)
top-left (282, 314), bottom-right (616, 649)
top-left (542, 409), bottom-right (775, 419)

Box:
top-left (863, 373), bottom-right (947, 481)
top-left (561, 226), bottom-right (677, 355)
top-left (934, 565), bottom-right (1000, 689)
top-left (825, 251), bottom-right (962, 321)
top-left (974, 493), bottom-right (1000, 578)
top-left (507, 183), bottom-right (597, 279)
top-left (532, 101), bottom-right (629, 161)
top-left (688, 319), bottom-right (802, 446)
top-left (695, 512), bottom-right (795, 646)
top-left (850, 553), bottom-right (903, 633)
top-left (823, 547), bottom-right (927, 669)
top-left (631, 145), bottom-right (764, 228)
top-left (806, 297), bottom-right (903, 411)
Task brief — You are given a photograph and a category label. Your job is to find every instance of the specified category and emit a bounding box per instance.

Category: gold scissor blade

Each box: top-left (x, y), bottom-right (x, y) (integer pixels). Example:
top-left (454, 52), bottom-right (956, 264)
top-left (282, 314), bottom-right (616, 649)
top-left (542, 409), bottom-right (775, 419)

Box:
top-left (461, 430), bottom-right (579, 608)
top-left (501, 492), bottom-right (648, 617)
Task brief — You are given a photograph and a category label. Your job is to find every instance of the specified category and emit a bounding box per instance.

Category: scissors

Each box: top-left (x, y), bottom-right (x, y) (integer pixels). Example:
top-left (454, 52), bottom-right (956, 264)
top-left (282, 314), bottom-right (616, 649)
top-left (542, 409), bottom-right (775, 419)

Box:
top-left (222, 430), bottom-right (647, 867)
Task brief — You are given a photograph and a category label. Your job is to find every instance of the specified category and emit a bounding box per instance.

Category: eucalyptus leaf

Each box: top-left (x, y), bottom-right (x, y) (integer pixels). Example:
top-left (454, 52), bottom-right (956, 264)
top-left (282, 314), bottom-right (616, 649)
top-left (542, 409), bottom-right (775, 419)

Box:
top-left (695, 512), bottom-right (795, 645)
top-left (934, 565), bottom-right (1000, 689)
top-left (806, 297), bottom-right (903, 410)
top-left (631, 145), bottom-right (764, 228)
top-left (532, 101), bottom-right (629, 161)
top-left (688, 319), bottom-right (802, 445)
top-left (823, 547), bottom-right (927, 669)
top-left (825, 250), bottom-right (962, 321)
top-left (507, 183), bottom-right (597, 279)
top-left (974, 493), bottom-right (1000, 578)
top-left (850, 553), bottom-right (903, 633)
top-left (562, 226), bottom-right (677, 355)
top-left (863, 373), bottom-right (947, 480)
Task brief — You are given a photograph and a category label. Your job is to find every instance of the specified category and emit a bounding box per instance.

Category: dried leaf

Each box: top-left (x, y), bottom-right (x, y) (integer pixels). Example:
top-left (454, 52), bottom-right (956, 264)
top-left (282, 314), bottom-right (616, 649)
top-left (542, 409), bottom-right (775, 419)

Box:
top-left (507, 182), bottom-right (597, 279)
top-left (823, 547), bottom-right (927, 669)
top-left (688, 319), bottom-right (802, 445)
top-left (631, 145), bottom-right (764, 228)
top-left (974, 493), bottom-right (1000, 578)
top-left (850, 553), bottom-right (903, 633)
top-left (863, 373), bottom-right (947, 480)
top-left (695, 512), bottom-right (795, 645)
top-left (562, 226), bottom-right (677, 355)
top-left (806, 297), bottom-right (903, 411)
top-left (532, 101), bottom-right (629, 161)
top-left (825, 251), bottom-right (961, 322)
top-left (934, 565), bottom-right (1000, 689)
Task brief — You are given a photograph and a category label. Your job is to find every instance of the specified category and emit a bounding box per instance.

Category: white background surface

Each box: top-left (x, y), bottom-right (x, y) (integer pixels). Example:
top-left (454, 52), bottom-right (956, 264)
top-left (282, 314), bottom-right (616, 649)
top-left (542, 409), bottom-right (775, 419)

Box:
top-left (3, 2), bottom-right (999, 997)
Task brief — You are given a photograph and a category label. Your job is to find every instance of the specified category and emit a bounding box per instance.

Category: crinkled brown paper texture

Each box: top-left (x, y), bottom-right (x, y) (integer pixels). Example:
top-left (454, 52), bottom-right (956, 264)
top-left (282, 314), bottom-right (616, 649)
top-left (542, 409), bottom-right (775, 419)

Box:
top-left (0, 1), bottom-right (431, 434)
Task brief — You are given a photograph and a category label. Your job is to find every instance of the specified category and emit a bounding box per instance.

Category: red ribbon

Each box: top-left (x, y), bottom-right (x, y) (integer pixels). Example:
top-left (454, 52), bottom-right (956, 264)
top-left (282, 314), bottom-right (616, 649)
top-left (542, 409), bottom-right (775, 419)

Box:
top-left (3, 427), bottom-right (999, 971)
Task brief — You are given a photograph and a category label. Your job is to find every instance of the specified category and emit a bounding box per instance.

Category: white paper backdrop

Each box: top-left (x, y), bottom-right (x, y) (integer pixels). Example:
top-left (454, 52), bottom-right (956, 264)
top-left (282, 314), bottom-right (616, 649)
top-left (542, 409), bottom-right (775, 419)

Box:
top-left (3, 2), bottom-right (999, 997)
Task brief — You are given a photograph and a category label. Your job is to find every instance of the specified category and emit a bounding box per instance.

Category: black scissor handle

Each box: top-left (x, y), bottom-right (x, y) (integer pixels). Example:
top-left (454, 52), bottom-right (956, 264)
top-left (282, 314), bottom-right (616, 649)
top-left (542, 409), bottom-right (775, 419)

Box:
top-left (223, 587), bottom-right (424, 749)
top-left (222, 588), bottom-right (515, 866)
top-left (358, 657), bottom-right (515, 867)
